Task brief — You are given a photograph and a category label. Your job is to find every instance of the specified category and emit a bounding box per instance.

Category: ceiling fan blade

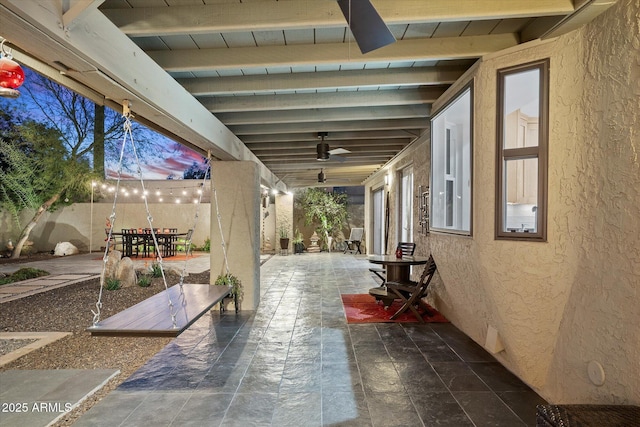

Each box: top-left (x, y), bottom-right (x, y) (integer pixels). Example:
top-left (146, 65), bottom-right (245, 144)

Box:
top-left (331, 154), bottom-right (348, 163)
top-left (328, 147), bottom-right (351, 155)
top-left (337, 0), bottom-right (396, 54)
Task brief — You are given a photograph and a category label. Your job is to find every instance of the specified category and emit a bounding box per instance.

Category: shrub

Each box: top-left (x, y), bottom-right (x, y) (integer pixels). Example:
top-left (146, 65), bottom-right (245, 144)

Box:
top-left (150, 262), bottom-right (163, 278)
top-left (202, 237), bottom-right (211, 252)
top-left (214, 273), bottom-right (243, 301)
top-left (138, 274), bottom-right (152, 287)
top-left (0, 268), bottom-right (49, 286)
top-left (105, 277), bottom-right (121, 291)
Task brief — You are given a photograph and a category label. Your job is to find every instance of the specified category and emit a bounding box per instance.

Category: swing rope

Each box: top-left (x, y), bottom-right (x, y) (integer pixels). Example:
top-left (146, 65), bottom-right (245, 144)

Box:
top-left (177, 155), bottom-right (211, 288)
top-left (211, 163), bottom-right (231, 278)
top-left (92, 103), bottom-right (177, 328)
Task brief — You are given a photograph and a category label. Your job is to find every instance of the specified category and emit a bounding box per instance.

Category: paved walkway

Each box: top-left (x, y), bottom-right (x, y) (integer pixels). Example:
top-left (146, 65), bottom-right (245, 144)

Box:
top-left (76, 253), bottom-right (544, 426)
top-left (1, 253), bottom-right (546, 426)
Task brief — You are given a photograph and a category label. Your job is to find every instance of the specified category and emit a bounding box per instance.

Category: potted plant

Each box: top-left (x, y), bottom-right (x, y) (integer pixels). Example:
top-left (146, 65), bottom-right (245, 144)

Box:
top-left (278, 221), bottom-right (290, 250)
top-left (215, 273), bottom-right (243, 312)
top-left (292, 229), bottom-right (305, 254)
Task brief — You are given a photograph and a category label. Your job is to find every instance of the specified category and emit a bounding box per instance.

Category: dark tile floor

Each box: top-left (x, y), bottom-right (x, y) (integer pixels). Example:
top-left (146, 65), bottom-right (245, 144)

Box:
top-left (76, 253), bottom-right (546, 427)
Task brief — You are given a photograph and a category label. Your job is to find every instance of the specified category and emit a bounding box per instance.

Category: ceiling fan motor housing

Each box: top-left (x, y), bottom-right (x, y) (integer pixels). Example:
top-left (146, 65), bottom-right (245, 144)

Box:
top-left (317, 142), bottom-right (330, 161)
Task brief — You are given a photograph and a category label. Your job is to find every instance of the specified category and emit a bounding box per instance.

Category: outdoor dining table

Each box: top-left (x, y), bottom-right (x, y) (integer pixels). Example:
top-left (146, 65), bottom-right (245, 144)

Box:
top-left (114, 229), bottom-right (185, 258)
top-left (368, 254), bottom-right (430, 283)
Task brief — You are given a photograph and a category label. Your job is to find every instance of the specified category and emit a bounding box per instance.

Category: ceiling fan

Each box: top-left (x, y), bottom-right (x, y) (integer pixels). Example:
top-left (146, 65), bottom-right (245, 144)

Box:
top-left (317, 169), bottom-right (351, 184)
top-left (337, 0), bottom-right (396, 54)
top-left (318, 169), bottom-right (327, 183)
top-left (316, 132), bottom-right (351, 161)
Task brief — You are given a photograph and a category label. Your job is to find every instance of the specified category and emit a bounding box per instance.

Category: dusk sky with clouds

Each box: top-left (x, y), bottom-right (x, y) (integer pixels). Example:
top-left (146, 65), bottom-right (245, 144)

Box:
top-left (2, 67), bottom-right (205, 181)
top-left (104, 134), bottom-right (207, 180)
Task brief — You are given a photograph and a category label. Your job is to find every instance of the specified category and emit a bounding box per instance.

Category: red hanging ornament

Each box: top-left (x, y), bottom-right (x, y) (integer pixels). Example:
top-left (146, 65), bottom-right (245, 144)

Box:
top-left (0, 56), bottom-right (24, 89)
top-left (0, 40), bottom-right (24, 99)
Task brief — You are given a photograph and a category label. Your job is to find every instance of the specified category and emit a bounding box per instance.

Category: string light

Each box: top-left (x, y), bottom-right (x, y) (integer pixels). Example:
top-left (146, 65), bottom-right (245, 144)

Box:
top-left (90, 179), bottom-right (212, 204)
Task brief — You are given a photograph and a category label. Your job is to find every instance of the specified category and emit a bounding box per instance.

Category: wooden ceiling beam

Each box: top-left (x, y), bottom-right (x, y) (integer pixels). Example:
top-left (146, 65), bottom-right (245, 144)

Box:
top-left (215, 105), bottom-right (431, 126)
top-left (200, 88), bottom-right (441, 113)
top-left (148, 34), bottom-right (519, 72)
top-left (240, 131), bottom-right (417, 143)
top-left (179, 67), bottom-right (465, 96)
top-left (230, 118), bottom-right (427, 135)
top-left (102, 0), bottom-right (574, 36)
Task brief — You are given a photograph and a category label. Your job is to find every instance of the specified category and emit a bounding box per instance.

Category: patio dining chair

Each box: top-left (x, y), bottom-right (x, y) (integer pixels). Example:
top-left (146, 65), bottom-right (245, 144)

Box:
top-left (343, 227), bottom-right (364, 254)
top-left (173, 229), bottom-right (194, 256)
top-left (380, 254), bottom-right (437, 322)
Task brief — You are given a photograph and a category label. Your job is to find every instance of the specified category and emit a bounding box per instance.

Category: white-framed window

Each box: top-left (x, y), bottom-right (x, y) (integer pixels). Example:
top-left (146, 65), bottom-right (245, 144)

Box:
top-left (430, 84), bottom-right (473, 235)
top-left (496, 59), bottom-right (549, 241)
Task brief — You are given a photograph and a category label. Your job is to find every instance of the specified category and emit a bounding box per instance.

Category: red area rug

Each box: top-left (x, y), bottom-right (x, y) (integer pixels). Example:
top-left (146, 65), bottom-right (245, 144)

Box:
top-left (341, 293), bottom-right (448, 324)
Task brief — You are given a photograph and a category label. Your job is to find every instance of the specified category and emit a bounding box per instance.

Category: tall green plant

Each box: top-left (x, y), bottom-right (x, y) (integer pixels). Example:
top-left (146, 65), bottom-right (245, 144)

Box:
top-left (0, 118), bottom-right (96, 258)
top-left (296, 188), bottom-right (348, 251)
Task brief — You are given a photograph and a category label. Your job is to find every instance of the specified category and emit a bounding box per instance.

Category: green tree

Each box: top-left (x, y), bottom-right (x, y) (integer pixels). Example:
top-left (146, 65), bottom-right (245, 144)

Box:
top-left (183, 160), bottom-right (209, 179)
top-left (296, 188), bottom-right (349, 251)
top-left (21, 71), bottom-right (126, 173)
top-left (0, 117), bottom-right (96, 258)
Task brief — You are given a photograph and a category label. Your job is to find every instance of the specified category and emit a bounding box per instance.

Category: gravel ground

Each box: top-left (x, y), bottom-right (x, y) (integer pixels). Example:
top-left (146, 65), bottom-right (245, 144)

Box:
top-left (0, 339), bottom-right (38, 356)
top-left (0, 268), bottom-right (212, 426)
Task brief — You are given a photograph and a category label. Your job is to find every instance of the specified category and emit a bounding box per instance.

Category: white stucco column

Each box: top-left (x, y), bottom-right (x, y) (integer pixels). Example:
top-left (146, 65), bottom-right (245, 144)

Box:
top-left (210, 161), bottom-right (260, 310)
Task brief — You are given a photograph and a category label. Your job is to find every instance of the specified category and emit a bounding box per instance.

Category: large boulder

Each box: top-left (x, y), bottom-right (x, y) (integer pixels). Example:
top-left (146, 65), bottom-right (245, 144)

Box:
top-left (115, 256), bottom-right (137, 288)
top-left (104, 250), bottom-right (122, 279)
top-left (53, 242), bottom-right (79, 256)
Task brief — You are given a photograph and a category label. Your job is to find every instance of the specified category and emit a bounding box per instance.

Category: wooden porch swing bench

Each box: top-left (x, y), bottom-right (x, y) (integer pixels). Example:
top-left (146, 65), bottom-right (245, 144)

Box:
top-left (87, 283), bottom-right (229, 337)
top-left (88, 103), bottom-right (235, 338)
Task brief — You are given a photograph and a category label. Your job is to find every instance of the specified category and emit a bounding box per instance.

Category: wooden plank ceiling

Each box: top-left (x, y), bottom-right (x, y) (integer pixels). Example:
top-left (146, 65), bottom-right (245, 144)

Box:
top-left (1, 0), bottom-right (614, 188)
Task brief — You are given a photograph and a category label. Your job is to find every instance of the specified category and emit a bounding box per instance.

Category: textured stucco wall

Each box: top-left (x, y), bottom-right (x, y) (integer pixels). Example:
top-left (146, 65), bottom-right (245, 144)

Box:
top-left (0, 202), bottom-right (212, 253)
top-left (426, 0), bottom-right (639, 404)
top-left (364, 136), bottom-right (432, 273)
top-left (543, 0), bottom-right (640, 404)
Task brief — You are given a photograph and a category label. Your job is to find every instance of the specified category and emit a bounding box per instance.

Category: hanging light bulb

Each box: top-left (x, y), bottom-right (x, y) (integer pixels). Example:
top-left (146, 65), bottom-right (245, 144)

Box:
top-left (0, 40), bottom-right (25, 99)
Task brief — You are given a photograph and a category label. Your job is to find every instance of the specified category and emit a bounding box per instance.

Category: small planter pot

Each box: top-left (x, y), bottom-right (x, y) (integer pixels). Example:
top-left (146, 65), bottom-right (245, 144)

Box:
top-left (279, 238), bottom-right (290, 250)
